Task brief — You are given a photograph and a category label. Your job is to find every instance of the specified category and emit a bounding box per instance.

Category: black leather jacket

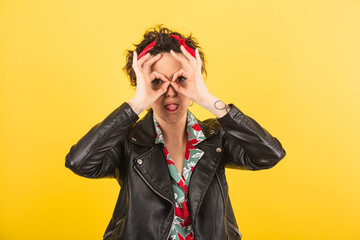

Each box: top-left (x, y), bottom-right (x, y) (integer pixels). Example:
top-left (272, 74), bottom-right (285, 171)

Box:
top-left (65, 102), bottom-right (286, 240)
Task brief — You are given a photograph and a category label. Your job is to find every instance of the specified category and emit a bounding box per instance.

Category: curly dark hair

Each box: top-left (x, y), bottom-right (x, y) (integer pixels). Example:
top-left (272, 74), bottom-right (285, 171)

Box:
top-left (122, 24), bottom-right (208, 88)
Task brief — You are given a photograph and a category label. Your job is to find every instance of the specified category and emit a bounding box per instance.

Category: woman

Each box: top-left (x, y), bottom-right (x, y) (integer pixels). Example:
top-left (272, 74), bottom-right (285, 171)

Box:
top-left (65, 25), bottom-right (286, 240)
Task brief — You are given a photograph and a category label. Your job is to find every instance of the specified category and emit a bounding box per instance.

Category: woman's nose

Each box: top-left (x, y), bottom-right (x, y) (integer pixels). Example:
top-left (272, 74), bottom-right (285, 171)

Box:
top-left (166, 83), bottom-right (177, 97)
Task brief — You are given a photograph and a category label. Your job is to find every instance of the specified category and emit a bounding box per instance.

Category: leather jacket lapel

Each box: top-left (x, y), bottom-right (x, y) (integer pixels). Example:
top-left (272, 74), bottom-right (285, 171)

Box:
top-left (187, 142), bottom-right (223, 221)
top-left (133, 145), bottom-right (175, 203)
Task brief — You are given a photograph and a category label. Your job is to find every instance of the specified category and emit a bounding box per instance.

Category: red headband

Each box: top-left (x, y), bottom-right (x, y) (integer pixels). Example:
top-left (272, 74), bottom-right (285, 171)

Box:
top-left (137, 34), bottom-right (196, 60)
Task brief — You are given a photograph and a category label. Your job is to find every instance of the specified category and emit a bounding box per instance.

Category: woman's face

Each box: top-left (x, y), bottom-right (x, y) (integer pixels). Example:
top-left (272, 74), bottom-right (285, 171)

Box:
top-left (149, 52), bottom-right (191, 124)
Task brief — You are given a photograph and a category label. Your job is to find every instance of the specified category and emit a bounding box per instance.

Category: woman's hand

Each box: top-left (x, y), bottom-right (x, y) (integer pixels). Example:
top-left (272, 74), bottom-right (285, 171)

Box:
top-left (130, 51), bottom-right (171, 112)
top-left (169, 46), bottom-right (212, 104)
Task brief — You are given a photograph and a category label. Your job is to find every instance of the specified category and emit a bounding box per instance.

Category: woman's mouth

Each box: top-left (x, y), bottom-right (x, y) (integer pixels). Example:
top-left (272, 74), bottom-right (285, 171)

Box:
top-left (164, 104), bottom-right (179, 112)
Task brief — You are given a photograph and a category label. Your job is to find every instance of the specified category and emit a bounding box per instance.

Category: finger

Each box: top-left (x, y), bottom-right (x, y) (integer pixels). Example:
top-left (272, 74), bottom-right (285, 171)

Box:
top-left (170, 81), bottom-right (184, 94)
top-left (142, 53), bottom-right (161, 67)
top-left (132, 51), bottom-right (149, 74)
top-left (180, 45), bottom-right (197, 66)
top-left (150, 71), bottom-right (169, 83)
top-left (171, 69), bottom-right (187, 82)
top-left (152, 81), bottom-right (170, 100)
top-left (195, 48), bottom-right (202, 66)
top-left (132, 51), bottom-right (138, 71)
top-left (137, 52), bottom-right (151, 66)
top-left (170, 50), bottom-right (192, 70)
top-left (143, 54), bottom-right (163, 75)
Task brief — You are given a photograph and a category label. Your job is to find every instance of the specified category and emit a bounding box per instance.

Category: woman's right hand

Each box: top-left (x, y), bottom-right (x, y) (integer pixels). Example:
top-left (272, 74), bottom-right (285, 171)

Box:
top-left (128, 51), bottom-right (170, 114)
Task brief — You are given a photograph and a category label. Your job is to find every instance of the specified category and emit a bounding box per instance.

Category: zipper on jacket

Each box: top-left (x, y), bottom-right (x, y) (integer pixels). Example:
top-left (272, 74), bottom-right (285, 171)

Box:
top-left (226, 219), bottom-right (243, 238)
top-left (166, 206), bottom-right (175, 240)
top-left (133, 165), bottom-right (175, 240)
top-left (103, 216), bottom-right (126, 239)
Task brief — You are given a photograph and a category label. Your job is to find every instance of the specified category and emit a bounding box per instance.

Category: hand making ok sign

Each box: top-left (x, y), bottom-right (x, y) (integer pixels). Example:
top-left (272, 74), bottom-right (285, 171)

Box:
top-left (169, 46), bottom-right (212, 105)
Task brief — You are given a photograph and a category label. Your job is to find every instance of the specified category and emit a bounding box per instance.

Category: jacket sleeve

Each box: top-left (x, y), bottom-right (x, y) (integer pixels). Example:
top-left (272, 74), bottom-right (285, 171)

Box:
top-left (65, 102), bottom-right (139, 179)
top-left (216, 103), bottom-right (286, 170)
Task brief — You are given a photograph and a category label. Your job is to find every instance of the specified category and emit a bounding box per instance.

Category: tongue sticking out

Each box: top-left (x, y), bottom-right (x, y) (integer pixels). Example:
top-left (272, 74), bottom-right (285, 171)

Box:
top-left (166, 104), bottom-right (178, 111)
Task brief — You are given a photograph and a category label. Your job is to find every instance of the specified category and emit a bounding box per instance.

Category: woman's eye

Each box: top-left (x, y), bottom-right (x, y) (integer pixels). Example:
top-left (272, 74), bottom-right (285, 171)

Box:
top-left (151, 78), bottom-right (163, 84)
top-left (177, 76), bottom-right (186, 82)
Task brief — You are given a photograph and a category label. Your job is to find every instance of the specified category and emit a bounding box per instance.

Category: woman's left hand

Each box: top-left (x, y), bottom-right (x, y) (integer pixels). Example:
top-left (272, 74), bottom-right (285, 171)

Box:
top-left (169, 46), bottom-right (212, 104)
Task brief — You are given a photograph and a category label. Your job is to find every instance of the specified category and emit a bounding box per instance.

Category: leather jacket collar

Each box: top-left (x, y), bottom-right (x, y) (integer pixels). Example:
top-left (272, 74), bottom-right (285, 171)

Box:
top-left (128, 108), bottom-right (219, 147)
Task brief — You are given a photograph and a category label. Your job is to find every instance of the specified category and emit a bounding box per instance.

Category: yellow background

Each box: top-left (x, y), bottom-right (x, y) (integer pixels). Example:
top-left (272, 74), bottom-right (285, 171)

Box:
top-left (1, 0), bottom-right (359, 239)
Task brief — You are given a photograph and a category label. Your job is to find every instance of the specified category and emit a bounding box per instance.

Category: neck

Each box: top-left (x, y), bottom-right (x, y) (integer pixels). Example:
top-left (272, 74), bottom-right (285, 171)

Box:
top-left (154, 112), bottom-right (188, 144)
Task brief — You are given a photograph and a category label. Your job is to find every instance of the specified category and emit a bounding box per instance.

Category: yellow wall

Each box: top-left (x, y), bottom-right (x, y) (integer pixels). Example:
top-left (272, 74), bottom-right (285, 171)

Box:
top-left (1, 0), bottom-right (359, 239)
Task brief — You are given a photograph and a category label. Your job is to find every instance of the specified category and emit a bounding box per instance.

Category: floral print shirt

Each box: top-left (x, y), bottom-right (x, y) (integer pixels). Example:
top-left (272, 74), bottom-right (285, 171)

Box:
top-left (153, 110), bottom-right (206, 240)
